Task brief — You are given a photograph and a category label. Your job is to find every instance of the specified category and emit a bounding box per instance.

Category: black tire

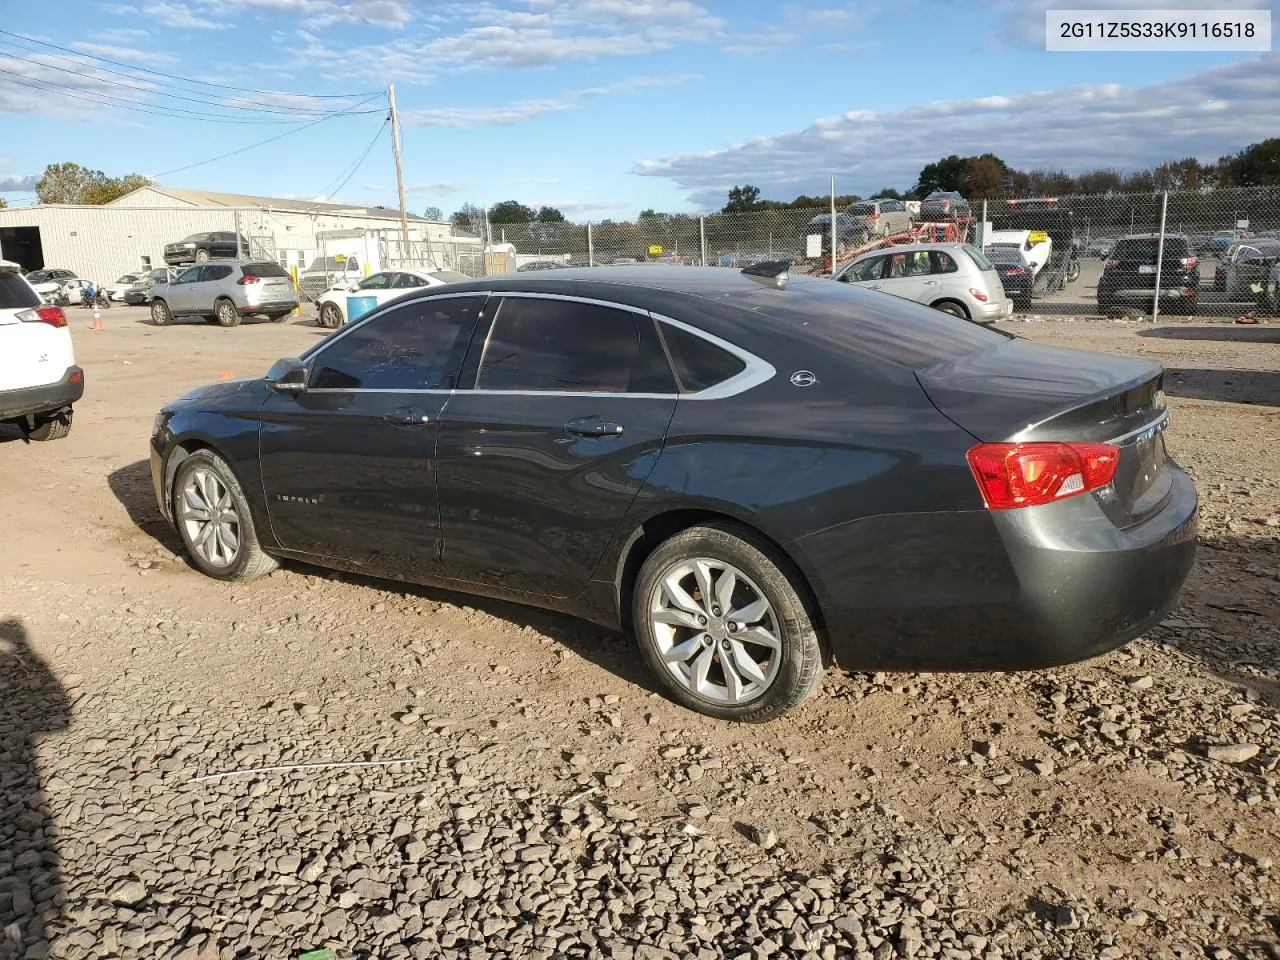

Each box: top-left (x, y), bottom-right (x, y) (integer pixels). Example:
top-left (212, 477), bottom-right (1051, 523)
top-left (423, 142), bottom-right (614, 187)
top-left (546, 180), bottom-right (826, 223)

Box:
top-left (267, 311), bottom-right (291, 323)
top-left (170, 449), bottom-right (278, 582)
top-left (195, 248), bottom-right (210, 263)
top-left (151, 299), bottom-right (172, 326)
top-left (1182, 297), bottom-right (1198, 317)
top-left (214, 299), bottom-right (241, 328)
top-left (26, 411), bottom-right (72, 441)
top-left (631, 522), bottom-right (825, 722)
top-left (319, 302), bottom-right (344, 328)
top-left (932, 300), bottom-right (968, 319)
top-left (1067, 260), bottom-right (1081, 283)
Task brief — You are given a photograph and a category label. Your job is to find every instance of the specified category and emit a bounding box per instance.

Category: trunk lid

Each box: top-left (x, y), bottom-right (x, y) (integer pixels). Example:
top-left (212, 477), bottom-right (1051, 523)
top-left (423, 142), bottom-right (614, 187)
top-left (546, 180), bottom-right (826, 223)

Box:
top-left (918, 338), bottom-right (1172, 528)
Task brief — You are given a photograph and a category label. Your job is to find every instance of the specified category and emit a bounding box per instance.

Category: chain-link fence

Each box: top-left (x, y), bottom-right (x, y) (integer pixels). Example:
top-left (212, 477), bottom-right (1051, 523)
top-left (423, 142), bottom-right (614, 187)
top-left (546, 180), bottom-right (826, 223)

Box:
top-left (458, 185), bottom-right (1280, 318)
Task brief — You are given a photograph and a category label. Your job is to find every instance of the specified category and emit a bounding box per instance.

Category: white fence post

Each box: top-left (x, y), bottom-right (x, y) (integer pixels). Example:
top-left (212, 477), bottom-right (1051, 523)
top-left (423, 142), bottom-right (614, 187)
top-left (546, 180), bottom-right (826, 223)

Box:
top-left (1152, 190), bottom-right (1169, 322)
top-left (699, 216), bottom-right (706, 267)
top-left (587, 222), bottom-right (594, 267)
top-left (829, 176), bottom-right (837, 277)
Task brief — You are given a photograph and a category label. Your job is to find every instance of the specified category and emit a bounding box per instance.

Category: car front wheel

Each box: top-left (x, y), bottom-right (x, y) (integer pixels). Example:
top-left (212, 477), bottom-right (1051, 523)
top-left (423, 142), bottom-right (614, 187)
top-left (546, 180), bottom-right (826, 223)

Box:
top-left (151, 300), bottom-right (172, 326)
top-left (171, 449), bottom-right (277, 582)
top-left (632, 523), bottom-right (825, 722)
top-left (319, 302), bottom-right (344, 328)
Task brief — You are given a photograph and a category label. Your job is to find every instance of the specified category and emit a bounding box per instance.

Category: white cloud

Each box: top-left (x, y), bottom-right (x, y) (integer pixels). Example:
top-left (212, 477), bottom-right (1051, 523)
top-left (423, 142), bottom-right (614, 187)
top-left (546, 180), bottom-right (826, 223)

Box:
top-left (406, 180), bottom-right (468, 194)
top-left (98, 28), bottom-right (151, 42)
top-left (71, 41), bottom-right (175, 64)
top-left (104, 3), bottom-right (226, 30)
top-left (402, 74), bottom-right (697, 127)
top-left (0, 175), bottom-right (38, 192)
top-left (634, 54), bottom-right (1280, 205)
top-left (0, 51), bottom-right (155, 120)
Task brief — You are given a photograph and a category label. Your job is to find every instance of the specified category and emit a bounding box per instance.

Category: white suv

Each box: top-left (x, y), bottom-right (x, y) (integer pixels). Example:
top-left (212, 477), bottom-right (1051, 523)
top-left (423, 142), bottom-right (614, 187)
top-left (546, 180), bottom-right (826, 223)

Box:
top-left (0, 260), bottom-right (83, 440)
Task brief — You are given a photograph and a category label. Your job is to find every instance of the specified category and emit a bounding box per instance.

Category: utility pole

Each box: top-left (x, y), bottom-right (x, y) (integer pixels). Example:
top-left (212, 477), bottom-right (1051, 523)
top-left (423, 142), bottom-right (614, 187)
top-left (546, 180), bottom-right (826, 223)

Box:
top-left (388, 83), bottom-right (410, 266)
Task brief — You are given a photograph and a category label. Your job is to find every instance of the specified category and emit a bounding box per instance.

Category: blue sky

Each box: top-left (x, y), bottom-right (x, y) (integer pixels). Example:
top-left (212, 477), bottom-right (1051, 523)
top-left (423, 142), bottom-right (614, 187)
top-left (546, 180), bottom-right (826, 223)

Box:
top-left (0, 0), bottom-right (1276, 219)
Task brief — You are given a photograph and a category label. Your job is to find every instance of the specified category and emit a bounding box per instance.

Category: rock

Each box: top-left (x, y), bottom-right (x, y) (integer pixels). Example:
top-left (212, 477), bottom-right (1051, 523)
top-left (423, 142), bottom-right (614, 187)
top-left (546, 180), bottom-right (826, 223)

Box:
top-left (1122, 909), bottom-right (1149, 926)
top-left (299, 856), bottom-right (326, 882)
top-left (109, 879), bottom-right (147, 905)
top-left (1206, 743), bottom-right (1260, 763)
top-left (404, 840), bottom-right (428, 863)
top-left (1030, 758), bottom-right (1055, 776)
top-left (456, 877), bottom-right (483, 898)
top-left (752, 828), bottom-right (778, 850)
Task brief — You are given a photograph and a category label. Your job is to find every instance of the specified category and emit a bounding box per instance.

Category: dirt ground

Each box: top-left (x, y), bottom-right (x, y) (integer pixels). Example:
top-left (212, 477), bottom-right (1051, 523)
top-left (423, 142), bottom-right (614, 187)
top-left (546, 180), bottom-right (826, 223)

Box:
top-left (1, 303), bottom-right (1277, 960)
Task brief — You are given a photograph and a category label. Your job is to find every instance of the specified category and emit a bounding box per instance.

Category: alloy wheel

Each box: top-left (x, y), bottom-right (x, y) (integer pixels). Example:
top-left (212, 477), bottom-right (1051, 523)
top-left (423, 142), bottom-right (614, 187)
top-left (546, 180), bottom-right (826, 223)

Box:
top-left (178, 467), bottom-right (241, 568)
top-left (648, 557), bottom-right (781, 704)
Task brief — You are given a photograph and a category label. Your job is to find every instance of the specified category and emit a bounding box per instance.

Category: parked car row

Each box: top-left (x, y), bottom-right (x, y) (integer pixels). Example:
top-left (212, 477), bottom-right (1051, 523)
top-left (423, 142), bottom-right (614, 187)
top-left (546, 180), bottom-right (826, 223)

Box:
top-left (803, 198), bottom-right (915, 257)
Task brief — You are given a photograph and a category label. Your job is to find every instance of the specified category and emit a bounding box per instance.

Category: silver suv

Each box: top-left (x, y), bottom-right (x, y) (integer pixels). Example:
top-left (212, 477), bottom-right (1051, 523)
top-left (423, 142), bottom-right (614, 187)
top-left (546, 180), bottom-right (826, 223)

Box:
top-left (149, 260), bottom-right (298, 328)
top-left (834, 243), bottom-right (1013, 322)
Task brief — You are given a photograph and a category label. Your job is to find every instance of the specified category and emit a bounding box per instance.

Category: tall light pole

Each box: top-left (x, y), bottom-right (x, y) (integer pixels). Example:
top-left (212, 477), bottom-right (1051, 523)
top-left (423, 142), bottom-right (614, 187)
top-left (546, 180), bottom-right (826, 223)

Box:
top-left (388, 83), bottom-right (410, 264)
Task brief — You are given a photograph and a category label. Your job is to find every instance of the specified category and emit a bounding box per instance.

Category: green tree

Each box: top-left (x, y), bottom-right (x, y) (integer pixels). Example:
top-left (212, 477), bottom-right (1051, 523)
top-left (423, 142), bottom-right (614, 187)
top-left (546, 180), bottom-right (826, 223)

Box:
top-left (35, 163), bottom-right (152, 205)
top-left (638, 208), bottom-right (661, 219)
top-left (961, 153), bottom-right (1009, 199)
top-left (449, 203), bottom-right (485, 235)
top-left (1219, 138), bottom-right (1280, 186)
top-left (869, 186), bottom-right (902, 199)
top-left (488, 200), bottom-right (535, 224)
top-left (534, 205), bottom-right (565, 222)
top-left (0, 196), bottom-right (6, 209)
top-left (1074, 168), bottom-right (1123, 194)
top-left (913, 155), bottom-right (967, 197)
top-left (422, 205), bottom-right (443, 220)
top-left (723, 184), bottom-right (761, 213)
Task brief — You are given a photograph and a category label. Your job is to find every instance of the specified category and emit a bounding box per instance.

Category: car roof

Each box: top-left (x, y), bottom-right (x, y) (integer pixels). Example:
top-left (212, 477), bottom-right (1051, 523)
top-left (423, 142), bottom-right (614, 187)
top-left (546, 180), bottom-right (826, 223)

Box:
top-left (1118, 232), bottom-right (1189, 241)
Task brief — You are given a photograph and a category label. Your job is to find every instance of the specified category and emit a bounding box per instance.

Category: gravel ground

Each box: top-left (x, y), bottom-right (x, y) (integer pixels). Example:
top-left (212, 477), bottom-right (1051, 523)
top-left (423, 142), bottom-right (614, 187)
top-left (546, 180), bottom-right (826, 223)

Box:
top-left (1, 306), bottom-right (1277, 960)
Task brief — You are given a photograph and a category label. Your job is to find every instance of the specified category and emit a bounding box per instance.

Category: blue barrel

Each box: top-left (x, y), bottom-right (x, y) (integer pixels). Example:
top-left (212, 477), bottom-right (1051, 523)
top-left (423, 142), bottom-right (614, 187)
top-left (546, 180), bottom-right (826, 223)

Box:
top-left (346, 295), bottom-right (379, 322)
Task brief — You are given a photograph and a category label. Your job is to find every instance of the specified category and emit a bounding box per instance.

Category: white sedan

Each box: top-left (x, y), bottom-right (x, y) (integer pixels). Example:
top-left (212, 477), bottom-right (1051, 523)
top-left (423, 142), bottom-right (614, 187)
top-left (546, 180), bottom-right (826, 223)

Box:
top-left (314, 268), bottom-right (471, 328)
top-left (106, 273), bottom-right (143, 301)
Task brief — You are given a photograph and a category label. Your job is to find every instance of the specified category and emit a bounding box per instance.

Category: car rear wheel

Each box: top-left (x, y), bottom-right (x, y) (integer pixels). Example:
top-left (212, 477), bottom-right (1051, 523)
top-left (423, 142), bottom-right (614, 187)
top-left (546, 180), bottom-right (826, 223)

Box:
top-left (25, 411), bottom-right (72, 441)
top-left (932, 300), bottom-right (968, 319)
top-left (151, 299), bottom-right (172, 326)
top-left (319, 302), bottom-right (344, 328)
top-left (632, 523), bottom-right (825, 722)
top-left (172, 449), bottom-right (277, 582)
top-left (215, 299), bottom-right (241, 327)
top-left (195, 248), bottom-right (210, 263)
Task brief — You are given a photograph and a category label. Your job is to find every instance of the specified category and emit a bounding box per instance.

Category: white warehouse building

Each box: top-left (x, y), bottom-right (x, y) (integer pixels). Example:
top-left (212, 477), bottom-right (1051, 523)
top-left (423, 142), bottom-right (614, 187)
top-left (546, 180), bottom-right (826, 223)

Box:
top-left (0, 186), bottom-right (477, 285)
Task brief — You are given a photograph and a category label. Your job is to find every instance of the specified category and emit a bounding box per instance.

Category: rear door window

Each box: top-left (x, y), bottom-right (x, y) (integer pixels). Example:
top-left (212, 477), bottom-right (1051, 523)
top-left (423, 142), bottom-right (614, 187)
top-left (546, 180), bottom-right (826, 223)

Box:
top-left (932, 251), bottom-right (960, 273)
top-left (0, 273), bottom-right (39, 309)
top-left (477, 297), bottom-right (674, 394)
top-left (201, 265), bottom-right (233, 281)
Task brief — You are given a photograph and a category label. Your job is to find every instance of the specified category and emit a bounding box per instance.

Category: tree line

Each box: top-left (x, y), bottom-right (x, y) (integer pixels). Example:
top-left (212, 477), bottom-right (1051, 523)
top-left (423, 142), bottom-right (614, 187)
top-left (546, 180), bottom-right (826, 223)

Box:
top-left (718, 138), bottom-right (1280, 213)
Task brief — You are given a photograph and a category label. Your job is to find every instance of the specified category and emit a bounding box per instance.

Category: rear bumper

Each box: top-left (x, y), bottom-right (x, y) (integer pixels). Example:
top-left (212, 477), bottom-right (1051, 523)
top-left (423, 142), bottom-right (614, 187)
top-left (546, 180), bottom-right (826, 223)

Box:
top-left (241, 299), bottom-right (298, 314)
top-left (976, 300), bottom-right (1014, 321)
top-left (0, 366), bottom-right (84, 421)
top-left (1106, 287), bottom-right (1197, 302)
top-left (799, 465), bottom-right (1198, 672)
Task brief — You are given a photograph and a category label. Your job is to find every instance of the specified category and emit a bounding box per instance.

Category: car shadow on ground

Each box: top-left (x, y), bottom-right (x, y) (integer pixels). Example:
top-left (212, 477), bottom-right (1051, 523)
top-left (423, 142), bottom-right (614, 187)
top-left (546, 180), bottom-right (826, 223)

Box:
top-left (0, 618), bottom-right (71, 960)
top-left (1138, 323), bottom-right (1280, 343)
top-left (0, 423), bottom-right (29, 444)
top-left (104, 460), bottom-right (660, 696)
top-left (1160, 367), bottom-right (1280, 406)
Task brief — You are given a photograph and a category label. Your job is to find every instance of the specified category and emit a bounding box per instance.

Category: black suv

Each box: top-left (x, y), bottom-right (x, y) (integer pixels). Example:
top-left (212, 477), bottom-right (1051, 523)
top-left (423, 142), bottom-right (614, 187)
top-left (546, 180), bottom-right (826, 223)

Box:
top-left (1097, 234), bottom-right (1200, 316)
top-left (164, 232), bottom-right (251, 266)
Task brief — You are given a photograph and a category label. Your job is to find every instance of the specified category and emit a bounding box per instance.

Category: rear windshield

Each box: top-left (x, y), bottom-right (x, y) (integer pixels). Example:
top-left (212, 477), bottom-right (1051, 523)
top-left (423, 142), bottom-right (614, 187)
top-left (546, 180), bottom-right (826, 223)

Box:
top-left (986, 245), bottom-right (1023, 264)
top-left (0, 272), bottom-right (40, 309)
top-left (964, 245), bottom-right (994, 270)
top-left (847, 204), bottom-right (874, 216)
top-left (429, 270), bottom-right (470, 283)
top-left (242, 262), bottom-right (290, 278)
top-left (738, 276), bottom-right (1013, 370)
top-left (116, 274), bottom-right (139, 283)
top-left (1110, 237), bottom-right (1190, 262)
top-left (26, 270), bottom-right (50, 283)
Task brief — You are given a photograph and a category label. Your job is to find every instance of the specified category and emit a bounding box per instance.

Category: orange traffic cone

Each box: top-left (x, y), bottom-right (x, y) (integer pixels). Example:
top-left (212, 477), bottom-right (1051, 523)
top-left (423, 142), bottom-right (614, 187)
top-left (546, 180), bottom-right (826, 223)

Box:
top-left (91, 308), bottom-right (103, 332)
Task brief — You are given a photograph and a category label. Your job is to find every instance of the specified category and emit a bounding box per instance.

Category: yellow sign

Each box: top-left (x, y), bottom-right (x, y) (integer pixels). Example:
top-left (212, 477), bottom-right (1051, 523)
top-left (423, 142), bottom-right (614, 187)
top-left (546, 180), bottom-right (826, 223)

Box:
top-left (648, 244), bottom-right (664, 256)
top-left (334, 254), bottom-right (347, 263)
top-left (1028, 231), bottom-right (1049, 244)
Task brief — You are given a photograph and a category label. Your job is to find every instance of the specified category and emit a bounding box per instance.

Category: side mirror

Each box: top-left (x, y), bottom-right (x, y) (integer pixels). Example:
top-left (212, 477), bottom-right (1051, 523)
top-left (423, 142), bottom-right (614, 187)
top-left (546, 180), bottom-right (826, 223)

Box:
top-left (348, 282), bottom-right (360, 292)
top-left (265, 356), bottom-right (308, 393)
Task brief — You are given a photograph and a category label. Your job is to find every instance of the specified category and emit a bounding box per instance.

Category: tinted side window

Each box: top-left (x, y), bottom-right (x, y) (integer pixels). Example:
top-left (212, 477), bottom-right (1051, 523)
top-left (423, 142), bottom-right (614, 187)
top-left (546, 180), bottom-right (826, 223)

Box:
top-left (358, 273), bottom-right (392, 289)
top-left (0, 274), bottom-right (39, 309)
top-left (310, 296), bottom-right (483, 390)
top-left (842, 256), bottom-right (884, 282)
top-left (659, 324), bottom-right (746, 392)
top-left (244, 262), bottom-right (289, 278)
top-left (477, 297), bottom-right (674, 394)
top-left (176, 267), bottom-right (201, 284)
top-left (202, 265), bottom-right (233, 281)
top-left (932, 252), bottom-right (959, 273)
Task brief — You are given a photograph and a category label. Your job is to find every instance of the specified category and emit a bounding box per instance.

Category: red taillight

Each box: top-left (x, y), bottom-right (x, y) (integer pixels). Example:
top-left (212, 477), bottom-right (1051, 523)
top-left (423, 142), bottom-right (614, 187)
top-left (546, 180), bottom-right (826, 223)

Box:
top-left (967, 442), bottom-right (1119, 510)
top-left (237, 275), bottom-right (261, 285)
top-left (866, 213), bottom-right (879, 220)
top-left (20, 305), bottom-right (68, 328)
top-left (1104, 259), bottom-right (1119, 270)
top-left (70, 370), bottom-right (83, 384)
top-left (1180, 256), bottom-right (1197, 269)
top-left (968, 288), bottom-right (988, 302)
top-left (1005, 267), bottom-right (1026, 275)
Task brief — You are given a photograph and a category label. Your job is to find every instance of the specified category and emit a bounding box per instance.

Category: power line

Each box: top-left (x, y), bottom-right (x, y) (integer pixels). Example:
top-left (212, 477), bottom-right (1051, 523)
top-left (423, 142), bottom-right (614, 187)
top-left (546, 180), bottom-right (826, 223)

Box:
top-left (0, 29), bottom-right (379, 99)
top-left (0, 42), bottom-right (365, 116)
top-left (318, 119), bottom-right (389, 201)
top-left (0, 67), bottom-right (378, 124)
top-left (155, 95), bottom-right (387, 177)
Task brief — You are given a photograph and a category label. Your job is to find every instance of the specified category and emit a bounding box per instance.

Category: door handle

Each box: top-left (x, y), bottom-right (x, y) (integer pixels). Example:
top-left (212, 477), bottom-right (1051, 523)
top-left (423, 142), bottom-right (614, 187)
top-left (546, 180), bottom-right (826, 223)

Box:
top-left (383, 406), bottom-right (431, 425)
top-left (564, 417), bottom-right (624, 437)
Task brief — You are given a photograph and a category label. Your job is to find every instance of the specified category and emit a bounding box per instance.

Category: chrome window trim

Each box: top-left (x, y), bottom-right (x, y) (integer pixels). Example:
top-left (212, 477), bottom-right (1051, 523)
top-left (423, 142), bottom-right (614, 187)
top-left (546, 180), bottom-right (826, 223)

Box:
top-left (1108, 409), bottom-right (1170, 447)
top-left (298, 290), bottom-right (774, 401)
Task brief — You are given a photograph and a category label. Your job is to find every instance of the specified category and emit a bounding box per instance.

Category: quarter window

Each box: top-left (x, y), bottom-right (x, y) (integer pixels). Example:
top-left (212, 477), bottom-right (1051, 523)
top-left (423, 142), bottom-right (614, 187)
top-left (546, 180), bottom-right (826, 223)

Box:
top-left (932, 251), bottom-right (959, 273)
top-left (659, 323), bottom-right (746, 392)
top-left (202, 265), bottom-right (233, 281)
top-left (477, 297), bottom-right (675, 394)
top-left (309, 296), bottom-right (484, 391)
